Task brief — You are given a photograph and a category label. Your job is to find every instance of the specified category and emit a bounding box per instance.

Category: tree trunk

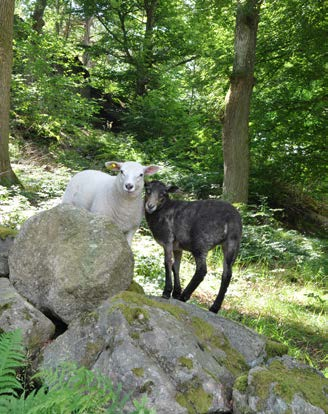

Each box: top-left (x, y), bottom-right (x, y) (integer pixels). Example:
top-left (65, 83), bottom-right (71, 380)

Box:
top-left (32, 0), bottom-right (47, 33)
top-left (222, 0), bottom-right (261, 203)
top-left (136, 0), bottom-right (158, 96)
top-left (0, 0), bottom-right (20, 187)
top-left (82, 16), bottom-right (93, 67)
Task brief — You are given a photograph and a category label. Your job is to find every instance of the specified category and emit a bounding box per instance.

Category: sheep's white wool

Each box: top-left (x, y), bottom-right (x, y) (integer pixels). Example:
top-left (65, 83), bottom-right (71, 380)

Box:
top-left (62, 161), bottom-right (160, 245)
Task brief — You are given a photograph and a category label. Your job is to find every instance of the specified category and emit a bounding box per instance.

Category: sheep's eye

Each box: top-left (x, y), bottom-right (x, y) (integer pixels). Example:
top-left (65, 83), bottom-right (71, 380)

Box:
top-left (139, 173), bottom-right (144, 177)
top-left (120, 170), bottom-right (124, 175)
top-left (146, 188), bottom-right (151, 194)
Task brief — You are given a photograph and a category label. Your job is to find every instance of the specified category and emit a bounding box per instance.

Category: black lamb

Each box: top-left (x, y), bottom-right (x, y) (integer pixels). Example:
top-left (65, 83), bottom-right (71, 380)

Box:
top-left (144, 180), bottom-right (242, 313)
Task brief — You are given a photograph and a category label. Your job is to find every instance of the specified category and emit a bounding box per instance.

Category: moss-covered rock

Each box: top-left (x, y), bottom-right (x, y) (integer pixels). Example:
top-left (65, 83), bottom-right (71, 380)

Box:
top-left (178, 356), bottom-right (194, 370)
top-left (265, 339), bottom-right (289, 360)
top-left (41, 291), bottom-right (326, 414)
top-left (190, 315), bottom-right (248, 377)
top-left (234, 374), bottom-right (248, 393)
top-left (127, 280), bottom-right (145, 295)
top-left (132, 367), bottom-right (145, 377)
top-left (0, 226), bottom-right (18, 240)
top-left (114, 291), bottom-right (188, 320)
top-left (233, 356), bottom-right (328, 414)
top-left (114, 303), bottom-right (150, 325)
top-left (176, 379), bottom-right (213, 414)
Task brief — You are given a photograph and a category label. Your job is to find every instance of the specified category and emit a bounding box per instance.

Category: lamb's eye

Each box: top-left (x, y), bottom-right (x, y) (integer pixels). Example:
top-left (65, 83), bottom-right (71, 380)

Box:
top-left (120, 170), bottom-right (124, 175)
top-left (139, 173), bottom-right (144, 177)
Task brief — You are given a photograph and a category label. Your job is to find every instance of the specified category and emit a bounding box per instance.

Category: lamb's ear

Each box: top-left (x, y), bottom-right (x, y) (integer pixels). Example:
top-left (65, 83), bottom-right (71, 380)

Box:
top-left (167, 185), bottom-right (180, 193)
top-left (143, 165), bottom-right (161, 175)
top-left (105, 161), bottom-right (123, 171)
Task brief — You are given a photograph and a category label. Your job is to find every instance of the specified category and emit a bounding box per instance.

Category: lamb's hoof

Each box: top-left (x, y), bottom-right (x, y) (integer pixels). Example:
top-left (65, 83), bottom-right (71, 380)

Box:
top-left (178, 295), bottom-right (187, 303)
top-left (162, 292), bottom-right (171, 299)
top-left (172, 291), bottom-right (182, 299)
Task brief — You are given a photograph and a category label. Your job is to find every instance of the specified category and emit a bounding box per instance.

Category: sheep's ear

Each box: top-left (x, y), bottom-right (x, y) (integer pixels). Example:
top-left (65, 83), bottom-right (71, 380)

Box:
top-left (143, 165), bottom-right (161, 175)
top-left (105, 161), bottom-right (123, 171)
top-left (167, 185), bottom-right (180, 193)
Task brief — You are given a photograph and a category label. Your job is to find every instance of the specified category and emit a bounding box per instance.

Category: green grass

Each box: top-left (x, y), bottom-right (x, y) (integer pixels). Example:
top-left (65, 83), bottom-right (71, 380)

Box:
top-left (2, 137), bottom-right (327, 377)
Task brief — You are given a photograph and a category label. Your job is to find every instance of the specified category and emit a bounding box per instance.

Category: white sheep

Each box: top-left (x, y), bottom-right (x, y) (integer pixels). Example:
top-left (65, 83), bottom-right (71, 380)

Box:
top-left (62, 161), bottom-right (160, 245)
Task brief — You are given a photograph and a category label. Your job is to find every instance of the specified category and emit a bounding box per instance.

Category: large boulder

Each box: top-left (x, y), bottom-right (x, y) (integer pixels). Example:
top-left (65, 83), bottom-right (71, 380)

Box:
top-left (233, 355), bottom-right (328, 414)
top-left (42, 292), bottom-right (274, 414)
top-left (9, 204), bottom-right (134, 324)
top-left (0, 278), bottom-right (55, 350)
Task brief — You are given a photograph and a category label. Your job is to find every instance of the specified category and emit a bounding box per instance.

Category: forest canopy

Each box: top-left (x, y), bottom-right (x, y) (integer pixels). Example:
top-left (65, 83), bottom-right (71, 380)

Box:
top-left (5, 0), bottom-right (328, 227)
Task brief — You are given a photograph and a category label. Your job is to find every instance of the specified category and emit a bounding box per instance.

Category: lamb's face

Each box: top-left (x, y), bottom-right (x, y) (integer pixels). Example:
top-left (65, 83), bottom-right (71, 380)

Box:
top-left (118, 161), bottom-right (146, 195)
top-left (105, 161), bottom-right (161, 197)
top-left (144, 181), bottom-right (168, 213)
top-left (145, 181), bottom-right (180, 213)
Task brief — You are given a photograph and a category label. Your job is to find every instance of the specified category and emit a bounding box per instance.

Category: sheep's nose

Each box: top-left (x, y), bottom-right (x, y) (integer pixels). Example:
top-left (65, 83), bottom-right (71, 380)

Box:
top-left (146, 203), bottom-right (156, 213)
top-left (125, 183), bottom-right (134, 191)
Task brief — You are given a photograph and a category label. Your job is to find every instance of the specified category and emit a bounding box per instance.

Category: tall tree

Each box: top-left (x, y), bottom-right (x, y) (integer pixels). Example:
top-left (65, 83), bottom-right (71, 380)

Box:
top-left (0, 0), bottom-right (19, 186)
top-left (79, 0), bottom-right (196, 98)
top-left (32, 0), bottom-right (48, 33)
top-left (222, 0), bottom-right (262, 203)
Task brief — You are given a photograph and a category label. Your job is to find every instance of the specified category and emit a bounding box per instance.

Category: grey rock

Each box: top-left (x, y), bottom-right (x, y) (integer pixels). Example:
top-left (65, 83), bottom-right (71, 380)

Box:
top-left (232, 355), bottom-right (328, 414)
top-left (0, 278), bottom-right (55, 350)
top-left (157, 297), bottom-right (268, 367)
top-left (9, 204), bottom-right (134, 324)
top-left (42, 292), bottom-right (250, 414)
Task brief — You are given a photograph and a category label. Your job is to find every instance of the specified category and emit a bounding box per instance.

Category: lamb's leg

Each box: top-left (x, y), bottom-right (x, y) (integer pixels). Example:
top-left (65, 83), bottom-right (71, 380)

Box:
top-left (162, 245), bottom-right (174, 299)
top-left (209, 240), bottom-right (238, 313)
top-left (172, 249), bottom-right (182, 298)
top-left (179, 252), bottom-right (207, 302)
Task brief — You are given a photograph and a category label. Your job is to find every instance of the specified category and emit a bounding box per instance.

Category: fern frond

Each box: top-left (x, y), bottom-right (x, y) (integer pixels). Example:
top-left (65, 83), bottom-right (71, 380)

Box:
top-left (0, 330), bottom-right (25, 397)
top-left (0, 350), bottom-right (153, 414)
top-left (34, 363), bottom-right (128, 413)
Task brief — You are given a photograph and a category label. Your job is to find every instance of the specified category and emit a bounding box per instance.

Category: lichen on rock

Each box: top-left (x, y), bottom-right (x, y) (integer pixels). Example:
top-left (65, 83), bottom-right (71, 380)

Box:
top-left (233, 356), bottom-right (328, 414)
top-left (176, 378), bottom-right (213, 414)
